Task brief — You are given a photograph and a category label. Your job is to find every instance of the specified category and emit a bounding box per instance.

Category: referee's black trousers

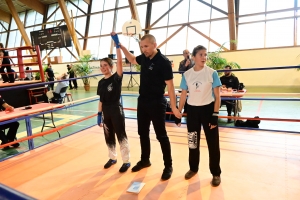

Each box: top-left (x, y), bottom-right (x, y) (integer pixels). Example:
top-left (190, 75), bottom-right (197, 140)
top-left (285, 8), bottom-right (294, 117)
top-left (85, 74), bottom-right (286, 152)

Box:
top-left (137, 96), bottom-right (172, 168)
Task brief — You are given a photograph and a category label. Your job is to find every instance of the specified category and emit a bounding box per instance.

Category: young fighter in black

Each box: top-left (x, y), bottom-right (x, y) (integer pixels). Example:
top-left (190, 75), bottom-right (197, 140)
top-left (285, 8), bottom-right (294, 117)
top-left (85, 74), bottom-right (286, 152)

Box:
top-left (96, 32), bottom-right (130, 173)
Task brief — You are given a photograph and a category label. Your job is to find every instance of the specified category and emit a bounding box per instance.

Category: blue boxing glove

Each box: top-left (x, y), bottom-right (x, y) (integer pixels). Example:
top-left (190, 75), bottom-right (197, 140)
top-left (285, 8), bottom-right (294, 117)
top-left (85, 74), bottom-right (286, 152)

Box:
top-left (97, 112), bottom-right (102, 126)
top-left (111, 34), bottom-right (120, 48)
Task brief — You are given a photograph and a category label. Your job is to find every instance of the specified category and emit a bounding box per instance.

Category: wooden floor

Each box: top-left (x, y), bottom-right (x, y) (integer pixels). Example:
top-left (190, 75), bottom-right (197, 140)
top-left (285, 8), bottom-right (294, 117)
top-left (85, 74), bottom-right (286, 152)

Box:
top-left (0, 119), bottom-right (299, 200)
top-left (0, 80), bottom-right (41, 88)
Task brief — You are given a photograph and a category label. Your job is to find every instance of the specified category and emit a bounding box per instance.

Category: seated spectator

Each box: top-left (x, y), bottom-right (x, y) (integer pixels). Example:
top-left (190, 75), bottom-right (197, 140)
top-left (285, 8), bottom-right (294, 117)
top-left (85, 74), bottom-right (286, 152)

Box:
top-left (24, 67), bottom-right (33, 80)
top-left (0, 95), bottom-right (20, 150)
top-left (51, 73), bottom-right (69, 103)
top-left (220, 65), bottom-right (240, 123)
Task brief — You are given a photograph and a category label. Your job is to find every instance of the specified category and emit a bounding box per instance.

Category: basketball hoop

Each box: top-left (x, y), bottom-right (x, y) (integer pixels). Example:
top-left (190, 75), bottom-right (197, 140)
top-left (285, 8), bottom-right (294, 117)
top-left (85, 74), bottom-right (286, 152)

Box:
top-left (122, 19), bottom-right (142, 42)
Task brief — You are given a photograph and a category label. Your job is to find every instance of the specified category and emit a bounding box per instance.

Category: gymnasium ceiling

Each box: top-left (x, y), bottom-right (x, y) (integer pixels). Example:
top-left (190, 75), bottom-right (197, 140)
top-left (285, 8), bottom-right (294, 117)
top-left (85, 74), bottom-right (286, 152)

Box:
top-left (0, 0), bottom-right (58, 13)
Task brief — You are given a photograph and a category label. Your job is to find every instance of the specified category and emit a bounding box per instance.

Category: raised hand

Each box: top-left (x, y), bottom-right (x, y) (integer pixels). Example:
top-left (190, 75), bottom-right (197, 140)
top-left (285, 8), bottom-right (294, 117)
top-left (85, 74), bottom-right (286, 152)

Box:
top-left (111, 32), bottom-right (120, 48)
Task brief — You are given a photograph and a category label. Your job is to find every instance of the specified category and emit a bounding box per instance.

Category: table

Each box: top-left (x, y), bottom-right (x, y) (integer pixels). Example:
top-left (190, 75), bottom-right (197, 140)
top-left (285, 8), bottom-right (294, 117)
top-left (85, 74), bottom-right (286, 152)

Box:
top-left (0, 103), bottom-right (63, 149)
top-left (165, 89), bottom-right (247, 122)
top-left (27, 87), bottom-right (48, 104)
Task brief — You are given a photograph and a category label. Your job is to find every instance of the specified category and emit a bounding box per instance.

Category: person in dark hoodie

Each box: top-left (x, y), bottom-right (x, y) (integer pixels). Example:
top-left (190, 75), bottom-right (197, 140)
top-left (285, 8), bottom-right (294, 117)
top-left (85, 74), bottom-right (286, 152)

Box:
top-left (220, 65), bottom-right (239, 123)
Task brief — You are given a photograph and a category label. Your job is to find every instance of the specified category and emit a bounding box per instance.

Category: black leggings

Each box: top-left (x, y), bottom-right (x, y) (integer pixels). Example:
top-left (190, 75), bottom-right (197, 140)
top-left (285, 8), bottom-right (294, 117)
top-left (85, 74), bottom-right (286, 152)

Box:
top-left (0, 122), bottom-right (19, 143)
top-left (186, 102), bottom-right (221, 176)
top-left (137, 96), bottom-right (172, 167)
top-left (0, 65), bottom-right (14, 83)
top-left (102, 103), bottom-right (130, 162)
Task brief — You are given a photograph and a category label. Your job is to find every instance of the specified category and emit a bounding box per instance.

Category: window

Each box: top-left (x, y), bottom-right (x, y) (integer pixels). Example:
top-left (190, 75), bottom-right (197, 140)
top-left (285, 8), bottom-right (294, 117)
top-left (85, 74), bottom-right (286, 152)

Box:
top-left (86, 37), bottom-right (100, 58)
top-left (104, 0), bottom-right (116, 10)
top-left (168, 0), bottom-right (189, 25)
top-left (47, 4), bottom-right (58, 22)
top-left (98, 36), bottom-right (111, 59)
top-left (7, 31), bottom-right (17, 48)
top-left (265, 19), bottom-right (294, 47)
top-left (211, 0), bottom-right (227, 19)
top-left (91, 0), bottom-right (104, 13)
top-left (149, 28), bottom-right (168, 54)
top-left (26, 10), bottom-right (37, 27)
top-left (0, 21), bottom-right (9, 30)
top-left (74, 16), bottom-right (87, 37)
top-left (210, 19), bottom-right (229, 49)
top-left (239, 0), bottom-right (265, 15)
top-left (101, 11), bottom-right (115, 35)
top-left (88, 14), bottom-right (102, 36)
top-left (118, 1), bottom-right (129, 7)
top-left (189, 0), bottom-right (211, 22)
top-left (77, 0), bottom-right (88, 14)
top-left (266, 0), bottom-right (294, 11)
top-left (187, 24), bottom-right (210, 52)
top-left (150, 0), bottom-right (170, 28)
top-left (166, 26), bottom-right (187, 55)
top-left (237, 23), bottom-right (265, 49)
top-left (137, 4), bottom-right (147, 29)
top-left (0, 33), bottom-right (7, 45)
top-left (115, 8), bottom-right (132, 33)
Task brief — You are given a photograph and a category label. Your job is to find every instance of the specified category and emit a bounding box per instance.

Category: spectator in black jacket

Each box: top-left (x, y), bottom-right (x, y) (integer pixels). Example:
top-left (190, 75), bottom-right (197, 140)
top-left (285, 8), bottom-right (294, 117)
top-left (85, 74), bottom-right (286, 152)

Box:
top-left (0, 95), bottom-right (20, 150)
top-left (220, 65), bottom-right (239, 123)
top-left (178, 49), bottom-right (194, 72)
top-left (67, 64), bottom-right (78, 90)
top-left (0, 43), bottom-right (15, 83)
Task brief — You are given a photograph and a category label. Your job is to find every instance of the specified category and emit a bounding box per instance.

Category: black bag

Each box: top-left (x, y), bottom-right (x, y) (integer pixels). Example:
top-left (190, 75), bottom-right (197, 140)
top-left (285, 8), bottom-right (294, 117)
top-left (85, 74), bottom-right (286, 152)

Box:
top-left (235, 116), bottom-right (260, 128)
top-left (239, 83), bottom-right (245, 90)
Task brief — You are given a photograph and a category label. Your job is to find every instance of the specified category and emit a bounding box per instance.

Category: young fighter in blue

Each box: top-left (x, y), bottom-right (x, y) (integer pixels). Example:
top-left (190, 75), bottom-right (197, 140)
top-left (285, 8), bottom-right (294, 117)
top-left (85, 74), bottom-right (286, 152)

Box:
top-left (97, 32), bottom-right (130, 173)
top-left (175, 45), bottom-right (222, 186)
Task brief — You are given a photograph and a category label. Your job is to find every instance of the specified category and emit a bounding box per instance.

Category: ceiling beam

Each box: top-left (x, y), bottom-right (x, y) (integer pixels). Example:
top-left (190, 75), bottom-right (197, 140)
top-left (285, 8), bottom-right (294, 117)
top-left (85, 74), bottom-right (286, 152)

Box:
top-left (57, 0), bottom-right (82, 57)
top-left (0, 9), bottom-right (11, 23)
top-left (128, 0), bottom-right (140, 22)
top-left (5, 0), bottom-right (33, 54)
top-left (83, 0), bottom-right (92, 50)
top-left (144, 0), bottom-right (152, 34)
top-left (235, 0), bottom-right (239, 44)
top-left (18, 0), bottom-right (46, 15)
top-left (197, 0), bottom-right (228, 15)
top-left (227, 0), bottom-right (236, 50)
top-left (188, 24), bottom-right (228, 51)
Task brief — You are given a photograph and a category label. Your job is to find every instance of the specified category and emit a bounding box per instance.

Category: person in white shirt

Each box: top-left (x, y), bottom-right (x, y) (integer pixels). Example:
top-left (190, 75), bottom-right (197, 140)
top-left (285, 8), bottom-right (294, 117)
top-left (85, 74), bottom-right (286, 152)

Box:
top-left (175, 45), bottom-right (222, 187)
top-left (24, 67), bottom-right (33, 80)
top-left (52, 73), bottom-right (69, 103)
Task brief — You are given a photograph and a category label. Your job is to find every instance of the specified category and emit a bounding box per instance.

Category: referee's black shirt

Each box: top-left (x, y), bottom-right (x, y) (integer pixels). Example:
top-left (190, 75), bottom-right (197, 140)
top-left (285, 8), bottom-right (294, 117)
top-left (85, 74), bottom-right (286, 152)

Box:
top-left (136, 49), bottom-right (173, 99)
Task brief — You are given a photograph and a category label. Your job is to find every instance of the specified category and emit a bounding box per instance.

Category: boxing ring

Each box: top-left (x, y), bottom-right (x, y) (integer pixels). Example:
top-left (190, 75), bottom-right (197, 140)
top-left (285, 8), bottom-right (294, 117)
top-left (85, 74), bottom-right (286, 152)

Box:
top-left (0, 55), bottom-right (300, 199)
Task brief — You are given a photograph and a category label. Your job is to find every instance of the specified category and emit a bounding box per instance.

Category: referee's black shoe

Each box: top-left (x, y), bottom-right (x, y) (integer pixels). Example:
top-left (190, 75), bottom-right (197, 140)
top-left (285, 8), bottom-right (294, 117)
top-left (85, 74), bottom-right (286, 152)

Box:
top-left (161, 166), bottom-right (173, 181)
top-left (131, 160), bottom-right (151, 172)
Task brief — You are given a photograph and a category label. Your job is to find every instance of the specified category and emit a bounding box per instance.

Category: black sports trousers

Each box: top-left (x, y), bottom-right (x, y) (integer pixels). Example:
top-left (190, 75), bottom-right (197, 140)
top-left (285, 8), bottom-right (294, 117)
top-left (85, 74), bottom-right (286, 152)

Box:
top-left (186, 102), bottom-right (221, 176)
top-left (102, 102), bottom-right (130, 162)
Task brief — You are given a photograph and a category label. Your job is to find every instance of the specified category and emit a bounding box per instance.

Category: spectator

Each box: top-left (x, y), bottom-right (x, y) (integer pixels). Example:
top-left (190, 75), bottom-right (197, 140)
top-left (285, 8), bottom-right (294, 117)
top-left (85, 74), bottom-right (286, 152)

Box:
top-left (45, 63), bottom-right (55, 90)
top-left (178, 49), bottom-right (194, 72)
top-left (220, 65), bottom-right (240, 123)
top-left (67, 64), bottom-right (78, 90)
top-left (0, 95), bottom-right (20, 150)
